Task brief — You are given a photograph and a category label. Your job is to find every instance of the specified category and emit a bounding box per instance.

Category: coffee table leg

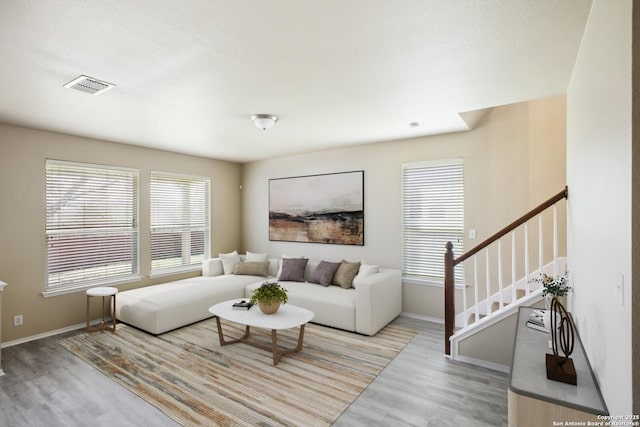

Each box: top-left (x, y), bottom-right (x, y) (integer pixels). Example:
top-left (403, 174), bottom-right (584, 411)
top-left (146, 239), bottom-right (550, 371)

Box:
top-left (215, 316), bottom-right (250, 345)
top-left (271, 329), bottom-right (279, 365)
top-left (271, 324), bottom-right (307, 366)
top-left (295, 323), bottom-right (306, 352)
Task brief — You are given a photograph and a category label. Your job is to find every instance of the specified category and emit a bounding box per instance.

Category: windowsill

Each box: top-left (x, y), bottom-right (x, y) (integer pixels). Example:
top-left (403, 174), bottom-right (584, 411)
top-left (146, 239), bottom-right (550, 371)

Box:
top-left (41, 275), bottom-right (143, 298)
top-left (402, 276), bottom-right (466, 290)
top-left (148, 265), bottom-right (201, 280)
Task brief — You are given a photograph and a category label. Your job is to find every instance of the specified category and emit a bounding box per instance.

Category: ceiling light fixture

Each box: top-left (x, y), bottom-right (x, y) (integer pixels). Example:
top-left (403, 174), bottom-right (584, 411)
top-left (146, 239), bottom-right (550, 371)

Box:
top-left (251, 114), bottom-right (278, 130)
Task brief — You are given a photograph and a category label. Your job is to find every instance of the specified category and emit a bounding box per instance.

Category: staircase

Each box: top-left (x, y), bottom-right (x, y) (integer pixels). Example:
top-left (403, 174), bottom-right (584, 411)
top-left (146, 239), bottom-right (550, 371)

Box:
top-left (444, 187), bottom-right (568, 358)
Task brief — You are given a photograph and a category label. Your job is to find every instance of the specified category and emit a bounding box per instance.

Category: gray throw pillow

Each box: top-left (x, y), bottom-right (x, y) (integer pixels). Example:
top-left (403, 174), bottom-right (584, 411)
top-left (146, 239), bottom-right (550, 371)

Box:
top-left (233, 261), bottom-right (269, 277)
top-left (309, 261), bottom-right (341, 287)
top-left (333, 260), bottom-right (361, 289)
top-left (278, 258), bottom-right (309, 282)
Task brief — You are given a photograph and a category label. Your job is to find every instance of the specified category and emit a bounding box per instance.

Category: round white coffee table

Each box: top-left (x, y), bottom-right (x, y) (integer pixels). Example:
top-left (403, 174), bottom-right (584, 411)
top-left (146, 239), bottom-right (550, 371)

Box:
top-left (209, 300), bottom-right (314, 365)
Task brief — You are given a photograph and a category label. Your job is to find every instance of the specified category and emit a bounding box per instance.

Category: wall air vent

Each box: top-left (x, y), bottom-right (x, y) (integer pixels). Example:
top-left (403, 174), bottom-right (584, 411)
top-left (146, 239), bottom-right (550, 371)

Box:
top-left (63, 75), bottom-right (115, 95)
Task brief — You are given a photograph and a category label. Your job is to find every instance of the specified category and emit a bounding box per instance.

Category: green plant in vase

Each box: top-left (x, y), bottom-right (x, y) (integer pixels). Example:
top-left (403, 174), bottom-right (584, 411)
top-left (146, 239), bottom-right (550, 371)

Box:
top-left (529, 272), bottom-right (571, 309)
top-left (250, 282), bottom-right (288, 314)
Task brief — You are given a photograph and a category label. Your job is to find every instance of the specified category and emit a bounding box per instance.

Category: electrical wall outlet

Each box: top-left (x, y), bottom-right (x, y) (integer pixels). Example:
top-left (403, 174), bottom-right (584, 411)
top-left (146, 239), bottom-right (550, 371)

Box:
top-left (13, 314), bottom-right (23, 326)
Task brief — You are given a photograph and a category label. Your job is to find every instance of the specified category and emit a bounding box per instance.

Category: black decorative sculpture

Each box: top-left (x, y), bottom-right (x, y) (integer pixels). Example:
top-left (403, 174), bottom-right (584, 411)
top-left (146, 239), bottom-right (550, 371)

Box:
top-left (546, 298), bottom-right (577, 385)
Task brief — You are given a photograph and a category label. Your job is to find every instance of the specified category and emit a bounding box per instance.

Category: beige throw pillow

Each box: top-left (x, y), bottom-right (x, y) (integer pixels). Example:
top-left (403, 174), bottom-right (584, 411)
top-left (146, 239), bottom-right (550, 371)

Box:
top-left (332, 260), bottom-right (361, 289)
top-left (233, 261), bottom-right (269, 277)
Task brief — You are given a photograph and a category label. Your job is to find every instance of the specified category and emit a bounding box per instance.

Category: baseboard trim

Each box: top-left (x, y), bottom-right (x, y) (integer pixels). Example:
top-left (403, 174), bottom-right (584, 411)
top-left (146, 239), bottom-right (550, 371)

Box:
top-left (1, 318), bottom-right (112, 349)
top-left (453, 354), bottom-right (510, 374)
top-left (400, 312), bottom-right (444, 325)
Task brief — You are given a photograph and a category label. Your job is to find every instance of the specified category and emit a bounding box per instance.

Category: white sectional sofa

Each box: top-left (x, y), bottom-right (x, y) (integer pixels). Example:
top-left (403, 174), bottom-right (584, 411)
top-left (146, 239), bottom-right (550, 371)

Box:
top-left (116, 256), bottom-right (402, 336)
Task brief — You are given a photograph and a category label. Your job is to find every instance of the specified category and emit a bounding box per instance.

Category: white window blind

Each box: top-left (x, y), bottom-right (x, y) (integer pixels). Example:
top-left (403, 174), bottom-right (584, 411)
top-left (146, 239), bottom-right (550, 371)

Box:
top-left (402, 159), bottom-right (464, 284)
top-left (150, 172), bottom-right (210, 274)
top-left (46, 160), bottom-right (139, 291)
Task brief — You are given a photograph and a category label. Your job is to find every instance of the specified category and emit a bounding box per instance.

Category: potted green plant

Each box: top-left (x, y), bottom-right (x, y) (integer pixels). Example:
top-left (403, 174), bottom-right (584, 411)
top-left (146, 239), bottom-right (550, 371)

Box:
top-left (250, 282), bottom-right (288, 314)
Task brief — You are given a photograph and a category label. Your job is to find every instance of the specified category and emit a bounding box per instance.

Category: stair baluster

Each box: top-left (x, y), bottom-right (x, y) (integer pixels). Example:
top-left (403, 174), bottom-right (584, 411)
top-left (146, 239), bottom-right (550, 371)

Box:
top-left (538, 214), bottom-right (544, 274)
top-left (524, 222), bottom-right (530, 295)
top-left (553, 205), bottom-right (559, 276)
top-left (473, 256), bottom-right (479, 323)
top-left (511, 232), bottom-right (517, 305)
top-left (498, 239), bottom-right (504, 310)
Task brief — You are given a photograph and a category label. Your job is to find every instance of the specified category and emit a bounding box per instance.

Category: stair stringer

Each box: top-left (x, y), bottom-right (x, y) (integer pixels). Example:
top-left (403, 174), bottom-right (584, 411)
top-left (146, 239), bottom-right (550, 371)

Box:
top-left (449, 288), bottom-right (543, 362)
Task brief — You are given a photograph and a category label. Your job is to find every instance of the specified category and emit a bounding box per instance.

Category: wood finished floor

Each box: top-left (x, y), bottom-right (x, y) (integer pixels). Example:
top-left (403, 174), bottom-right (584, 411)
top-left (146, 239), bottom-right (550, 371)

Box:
top-left (0, 316), bottom-right (508, 427)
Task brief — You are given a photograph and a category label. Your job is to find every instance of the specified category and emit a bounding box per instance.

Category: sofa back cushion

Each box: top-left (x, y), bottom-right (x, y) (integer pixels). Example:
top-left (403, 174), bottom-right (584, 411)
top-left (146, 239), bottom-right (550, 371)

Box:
top-left (203, 258), bottom-right (224, 276)
top-left (245, 251), bottom-right (268, 262)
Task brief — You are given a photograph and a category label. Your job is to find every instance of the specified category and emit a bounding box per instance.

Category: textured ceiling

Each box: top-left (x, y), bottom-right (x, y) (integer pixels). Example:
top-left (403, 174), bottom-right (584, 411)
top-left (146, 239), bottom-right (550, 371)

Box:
top-left (0, 1), bottom-right (592, 162)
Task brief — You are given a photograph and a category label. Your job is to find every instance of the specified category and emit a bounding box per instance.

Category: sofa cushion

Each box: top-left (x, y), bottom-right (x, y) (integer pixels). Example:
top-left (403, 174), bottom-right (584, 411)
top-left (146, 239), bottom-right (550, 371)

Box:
top-left (233, 261), bottom-right (269, 276)
top-left (333, 260), bottom-right (361, 288)
top-left (309, 261), bottom-right (340, 287)
top-left (202, 258), bottom-right (224, 276)
top-left (266, 258), bottom-right (280, 277)
top-left (279, 258), bottom-right (308, 282)
top-left (245, 251), bottom-right (268, 262)
top-left (117, 275), bottom-right (259, 334)
top-left (219, 250), bottom-right (241, 274)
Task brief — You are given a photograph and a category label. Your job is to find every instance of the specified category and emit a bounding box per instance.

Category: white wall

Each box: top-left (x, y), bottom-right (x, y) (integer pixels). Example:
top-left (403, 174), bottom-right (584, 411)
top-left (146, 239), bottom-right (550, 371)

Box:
top-left (241, 96), bottom-right (566, 327)
top-left (567, 0), bottom-right (633, 414)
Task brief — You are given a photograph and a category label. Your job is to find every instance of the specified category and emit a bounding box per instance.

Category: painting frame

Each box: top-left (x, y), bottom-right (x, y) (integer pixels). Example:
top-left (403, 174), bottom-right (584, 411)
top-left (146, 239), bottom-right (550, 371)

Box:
top-left (269, 170), bottom-right (364, 245)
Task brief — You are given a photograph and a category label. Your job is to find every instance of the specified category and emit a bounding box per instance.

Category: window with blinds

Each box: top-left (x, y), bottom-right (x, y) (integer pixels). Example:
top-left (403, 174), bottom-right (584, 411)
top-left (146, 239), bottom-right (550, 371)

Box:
top-left (45, 160), bottom-right (139, 292)
top-left (150, 172), bottom-right (210, 274)
top-left (402, 159), bottom-right (464, 284)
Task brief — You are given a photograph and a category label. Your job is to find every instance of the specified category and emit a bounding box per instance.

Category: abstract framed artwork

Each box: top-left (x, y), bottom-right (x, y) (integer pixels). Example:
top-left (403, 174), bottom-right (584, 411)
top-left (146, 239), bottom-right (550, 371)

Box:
top-left (269, 171), bottom-right (364, 245)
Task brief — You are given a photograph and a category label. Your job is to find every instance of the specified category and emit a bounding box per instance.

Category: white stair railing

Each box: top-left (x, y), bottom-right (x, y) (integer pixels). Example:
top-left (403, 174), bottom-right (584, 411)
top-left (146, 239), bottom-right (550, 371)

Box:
top-left (456, 208), bottom-right (565, 328)
top-left (444, 187), bottom-right (568, 356)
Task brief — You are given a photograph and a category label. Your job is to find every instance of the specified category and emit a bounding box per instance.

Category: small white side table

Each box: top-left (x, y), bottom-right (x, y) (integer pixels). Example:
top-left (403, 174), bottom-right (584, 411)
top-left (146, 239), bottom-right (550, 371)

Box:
top-left (86, 287), bottom-right (118, 332)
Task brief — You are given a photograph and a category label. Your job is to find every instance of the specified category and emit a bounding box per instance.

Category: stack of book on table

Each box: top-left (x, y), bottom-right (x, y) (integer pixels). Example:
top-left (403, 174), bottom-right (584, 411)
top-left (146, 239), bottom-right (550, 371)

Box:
top-left (232, 300), bottom-right (254, 310)
top-left (526, 309), bottom-right (547, 332)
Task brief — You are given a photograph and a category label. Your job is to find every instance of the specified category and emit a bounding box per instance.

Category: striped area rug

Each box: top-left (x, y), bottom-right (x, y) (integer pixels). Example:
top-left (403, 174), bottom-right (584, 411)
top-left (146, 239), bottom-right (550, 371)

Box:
top-left (60, 319), bottom-right (416, 426)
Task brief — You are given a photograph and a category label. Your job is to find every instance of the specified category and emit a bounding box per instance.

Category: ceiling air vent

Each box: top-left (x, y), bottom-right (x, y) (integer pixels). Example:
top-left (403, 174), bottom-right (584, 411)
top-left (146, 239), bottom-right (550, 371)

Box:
top-left (63, 75), bottom-right (115, 95)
